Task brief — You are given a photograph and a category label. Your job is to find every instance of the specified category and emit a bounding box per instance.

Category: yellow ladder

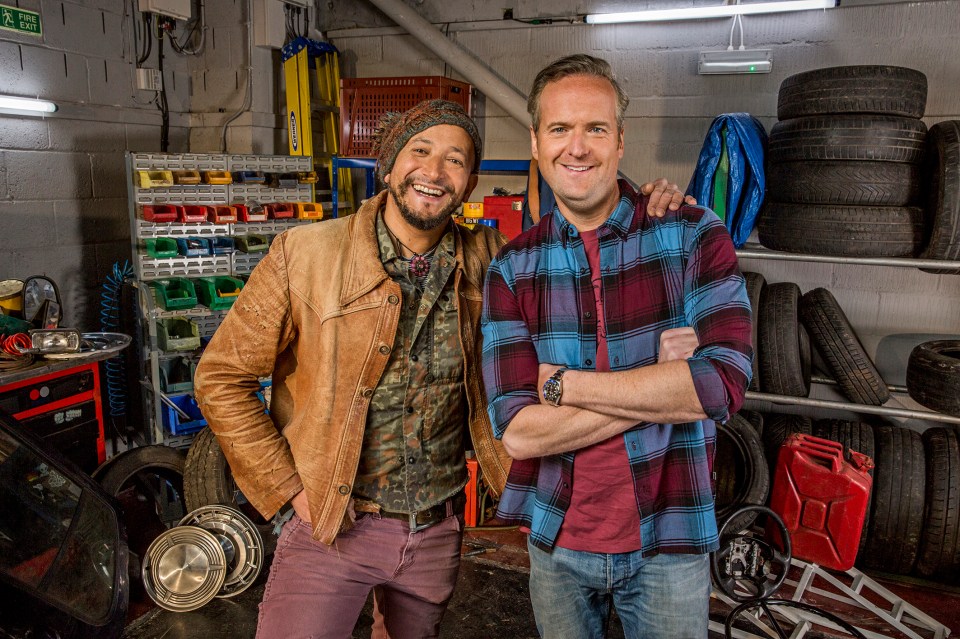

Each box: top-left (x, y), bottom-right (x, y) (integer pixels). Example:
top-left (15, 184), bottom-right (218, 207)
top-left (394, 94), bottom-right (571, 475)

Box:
top-left (282, 37), bottom-right (353, 215)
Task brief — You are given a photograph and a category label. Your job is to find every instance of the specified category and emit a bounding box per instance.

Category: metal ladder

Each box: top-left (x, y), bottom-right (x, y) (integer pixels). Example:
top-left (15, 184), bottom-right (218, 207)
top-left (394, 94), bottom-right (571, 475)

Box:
top-left (710, 558), bottom-right (952, 639)
top-left (282, 37), bottom-right (353, 216)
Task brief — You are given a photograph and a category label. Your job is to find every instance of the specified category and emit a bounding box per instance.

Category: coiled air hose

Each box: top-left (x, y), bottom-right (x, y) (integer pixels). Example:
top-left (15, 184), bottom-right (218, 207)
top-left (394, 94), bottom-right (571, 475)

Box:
top-left (100, 261), bottom-right (135, 419)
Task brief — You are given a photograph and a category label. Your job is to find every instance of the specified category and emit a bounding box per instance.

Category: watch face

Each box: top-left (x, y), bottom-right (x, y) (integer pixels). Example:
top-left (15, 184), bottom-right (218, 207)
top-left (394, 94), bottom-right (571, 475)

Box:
top-left (542, 379), bottom-right (562, 406)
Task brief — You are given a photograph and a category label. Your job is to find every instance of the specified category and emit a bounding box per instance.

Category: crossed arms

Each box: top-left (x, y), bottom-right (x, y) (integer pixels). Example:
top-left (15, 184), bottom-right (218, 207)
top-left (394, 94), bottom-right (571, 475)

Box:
top-left (481, 209), bottom-right (753, 461)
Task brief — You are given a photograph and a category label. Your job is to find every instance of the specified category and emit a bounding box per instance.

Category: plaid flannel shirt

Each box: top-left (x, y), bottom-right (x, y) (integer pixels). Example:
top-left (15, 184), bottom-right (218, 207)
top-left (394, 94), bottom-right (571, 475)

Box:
top-left (481, 180), bottom-right (752, 554)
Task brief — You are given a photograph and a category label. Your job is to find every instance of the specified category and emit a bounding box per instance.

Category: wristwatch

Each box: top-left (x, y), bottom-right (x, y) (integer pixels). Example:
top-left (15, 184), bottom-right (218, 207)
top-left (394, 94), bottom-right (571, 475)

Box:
top-left (541, 367), bottom-right (569, 407)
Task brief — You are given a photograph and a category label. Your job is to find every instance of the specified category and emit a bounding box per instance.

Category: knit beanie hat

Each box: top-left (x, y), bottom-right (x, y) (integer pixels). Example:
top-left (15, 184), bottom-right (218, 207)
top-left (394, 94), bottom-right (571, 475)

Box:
top-left (372, 99), bottom-right (482, 183)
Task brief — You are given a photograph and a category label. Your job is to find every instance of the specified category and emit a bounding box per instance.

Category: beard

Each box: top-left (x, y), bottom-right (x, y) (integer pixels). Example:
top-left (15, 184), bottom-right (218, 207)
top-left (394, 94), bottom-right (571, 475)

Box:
top-left (388, 176), bottom-right (463, 231)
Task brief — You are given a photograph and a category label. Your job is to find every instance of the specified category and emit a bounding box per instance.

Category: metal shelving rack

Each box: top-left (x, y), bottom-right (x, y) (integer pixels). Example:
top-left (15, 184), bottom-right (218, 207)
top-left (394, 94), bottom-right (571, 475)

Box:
top-left (735, 242), bottom-right (960, 425)
top-left (736, 243), bottom-right (960, 272)
top-left (125, 152), bottom-right (315, 445)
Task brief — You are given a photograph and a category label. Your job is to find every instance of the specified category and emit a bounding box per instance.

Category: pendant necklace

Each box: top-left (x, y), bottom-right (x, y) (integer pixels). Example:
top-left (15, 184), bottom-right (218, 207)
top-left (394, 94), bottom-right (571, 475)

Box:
top-left (393, 233), bottom-right (441, 279)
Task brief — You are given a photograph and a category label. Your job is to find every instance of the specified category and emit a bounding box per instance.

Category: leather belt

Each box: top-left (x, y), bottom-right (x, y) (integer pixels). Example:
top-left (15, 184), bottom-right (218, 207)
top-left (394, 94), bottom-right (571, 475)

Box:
top-left (376, 492), bottom-right (466, 533)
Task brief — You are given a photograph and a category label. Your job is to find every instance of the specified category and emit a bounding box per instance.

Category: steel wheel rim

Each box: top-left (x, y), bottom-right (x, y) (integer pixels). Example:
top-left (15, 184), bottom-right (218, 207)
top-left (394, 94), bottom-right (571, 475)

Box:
top-left (142, 525), bottom-right (227, 612)
top-left (179, 504), bottom-right (264, 597)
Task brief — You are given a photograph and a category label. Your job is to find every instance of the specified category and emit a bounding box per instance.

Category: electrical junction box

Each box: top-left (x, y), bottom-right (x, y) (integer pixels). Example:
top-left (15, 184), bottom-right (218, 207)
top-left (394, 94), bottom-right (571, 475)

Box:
top-left (254, 0), bottom-right (285, 49)
top-left (254, 0), bottom-right (313, 48)
top-left (136, 68), bottom-right (163, 91)
top-left (138, 0), bottom-right (192, 21)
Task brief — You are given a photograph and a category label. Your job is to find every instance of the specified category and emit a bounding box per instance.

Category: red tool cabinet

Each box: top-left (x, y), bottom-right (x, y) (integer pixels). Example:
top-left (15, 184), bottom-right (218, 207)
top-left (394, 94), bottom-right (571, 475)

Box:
top-left (0, 361), bottom-right (106, 474)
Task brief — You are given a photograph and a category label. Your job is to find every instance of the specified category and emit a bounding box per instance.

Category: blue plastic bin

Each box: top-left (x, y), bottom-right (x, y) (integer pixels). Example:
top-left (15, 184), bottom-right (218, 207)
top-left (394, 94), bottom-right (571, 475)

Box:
top-left (162, 394), bottom-right (207, 435)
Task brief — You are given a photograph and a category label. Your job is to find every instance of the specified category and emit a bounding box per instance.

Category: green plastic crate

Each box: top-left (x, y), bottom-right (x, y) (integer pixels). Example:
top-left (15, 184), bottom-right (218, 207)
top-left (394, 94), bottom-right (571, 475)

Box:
top-left (157, 317), bottom-right (200, 352)
top-left (152, 278), bottom-right (198, 311)
top-left (195, 276), bottom-right (244, 310)
top-left (145, 237), bottom-right (179, 259)
top-left (159, 356), bottom-right (196, 393)
top-left (235, 234), bottom-right (269, 253)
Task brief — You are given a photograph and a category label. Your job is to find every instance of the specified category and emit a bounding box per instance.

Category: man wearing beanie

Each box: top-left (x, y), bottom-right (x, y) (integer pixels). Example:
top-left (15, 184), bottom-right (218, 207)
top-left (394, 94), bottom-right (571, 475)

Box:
top-left (195, 98), bottom-right (687, 638)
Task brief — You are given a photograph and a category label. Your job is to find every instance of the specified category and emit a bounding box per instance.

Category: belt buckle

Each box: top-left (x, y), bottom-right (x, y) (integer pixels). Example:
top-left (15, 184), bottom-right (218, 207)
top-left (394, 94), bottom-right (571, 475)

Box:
top-left (408, 505), bottom-right (443, 533)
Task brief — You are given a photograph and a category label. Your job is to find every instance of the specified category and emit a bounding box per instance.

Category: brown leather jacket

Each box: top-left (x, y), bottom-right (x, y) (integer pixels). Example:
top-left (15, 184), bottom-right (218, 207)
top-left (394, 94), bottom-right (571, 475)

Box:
top-left (194, 191), bottom-right (512, 544)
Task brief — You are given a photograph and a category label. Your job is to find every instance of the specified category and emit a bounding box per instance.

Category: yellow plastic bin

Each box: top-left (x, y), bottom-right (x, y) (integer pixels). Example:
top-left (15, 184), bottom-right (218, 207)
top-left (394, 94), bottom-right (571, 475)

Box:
top-left (137, 170), bottom-right (174, 188)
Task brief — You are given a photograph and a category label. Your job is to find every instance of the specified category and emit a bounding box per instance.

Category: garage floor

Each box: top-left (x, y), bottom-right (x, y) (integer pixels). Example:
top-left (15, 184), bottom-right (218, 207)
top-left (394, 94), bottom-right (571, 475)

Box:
top-left (122, 550), bottom-right (545, 639)
top-left (122, 527), bottom-right (959, 639)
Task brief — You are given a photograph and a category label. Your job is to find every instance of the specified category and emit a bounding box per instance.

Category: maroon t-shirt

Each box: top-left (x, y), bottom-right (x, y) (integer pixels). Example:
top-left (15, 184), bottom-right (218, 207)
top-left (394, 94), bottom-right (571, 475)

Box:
top-left (554, 229), bottom-right (642, 553)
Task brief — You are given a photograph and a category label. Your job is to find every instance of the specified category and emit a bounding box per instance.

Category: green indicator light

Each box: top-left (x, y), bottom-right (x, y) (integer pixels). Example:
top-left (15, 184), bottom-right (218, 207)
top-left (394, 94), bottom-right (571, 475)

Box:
top-left (749, 65), bottom-right (756, 72)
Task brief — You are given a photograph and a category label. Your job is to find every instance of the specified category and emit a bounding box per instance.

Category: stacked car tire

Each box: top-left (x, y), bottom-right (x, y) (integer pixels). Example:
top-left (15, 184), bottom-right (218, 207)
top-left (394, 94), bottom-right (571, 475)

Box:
top-left (759, 65), bottom-right (928, 258)
top-left (919, 120), bottom-right (960, 272)
top-left (744, 272), bottom-right (888, 406)
top-left (907, 340), bottom-right (960, 417)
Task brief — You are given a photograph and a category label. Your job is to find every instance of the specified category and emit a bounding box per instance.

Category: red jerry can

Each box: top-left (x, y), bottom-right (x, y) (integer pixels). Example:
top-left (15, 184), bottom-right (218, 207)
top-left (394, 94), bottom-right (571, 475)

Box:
top-left (768, 433), bottom-right (873, 571)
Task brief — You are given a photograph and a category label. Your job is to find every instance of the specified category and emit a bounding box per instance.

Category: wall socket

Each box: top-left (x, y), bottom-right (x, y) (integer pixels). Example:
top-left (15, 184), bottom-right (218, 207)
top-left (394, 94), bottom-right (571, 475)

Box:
top-left (136, 68), bottom-right (163, 91)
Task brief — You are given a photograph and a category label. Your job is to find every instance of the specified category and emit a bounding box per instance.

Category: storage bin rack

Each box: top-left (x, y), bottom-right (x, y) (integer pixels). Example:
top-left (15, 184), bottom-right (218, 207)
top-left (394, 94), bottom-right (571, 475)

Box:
top-left (126, 152), bottom-right (316, 446)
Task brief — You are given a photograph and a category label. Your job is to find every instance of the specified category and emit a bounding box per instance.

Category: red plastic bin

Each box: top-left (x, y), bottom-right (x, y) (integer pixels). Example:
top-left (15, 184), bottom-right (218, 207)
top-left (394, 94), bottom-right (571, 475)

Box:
top-left (340, 76), bottom-right (472, 158)
top-left (208, 205), bottom-right (238, 224)
top-left (266, 203), bottom-right (296, 219)
top-left (768, 433), bottom-right (873, 571)
top-left (141, 204), bottom-right (180, 223)
top-left (179, 205), bottom-right (211, 223)
top-left (235, 204), bottom-right (268, 223)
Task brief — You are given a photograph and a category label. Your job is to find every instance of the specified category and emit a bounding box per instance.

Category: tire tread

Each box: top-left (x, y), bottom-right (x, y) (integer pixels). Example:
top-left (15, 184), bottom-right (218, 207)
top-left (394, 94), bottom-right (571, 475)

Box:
top-left (799, 288), bottom-right (890, 406)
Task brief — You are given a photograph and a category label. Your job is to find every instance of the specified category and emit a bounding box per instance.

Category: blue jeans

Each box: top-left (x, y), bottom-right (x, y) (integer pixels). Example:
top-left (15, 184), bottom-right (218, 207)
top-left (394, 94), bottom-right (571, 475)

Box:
top-left (527, 540), bottom-right (711, 639)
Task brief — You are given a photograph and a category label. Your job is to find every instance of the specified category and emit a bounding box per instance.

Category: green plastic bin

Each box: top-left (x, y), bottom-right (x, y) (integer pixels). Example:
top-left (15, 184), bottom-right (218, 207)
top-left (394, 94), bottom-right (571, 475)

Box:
top-left (195, 276), bottom-right (244, 310)
top-left (152, 278), bottom-right (198, 311)
top-left (235, 234), bottom-right (269, 253)
top-left (159, 356), bottom-right (196, 392)
top-left (145, 237), bottom-right (179, 259)
top-left (157, 317), bottom-right (201, 352)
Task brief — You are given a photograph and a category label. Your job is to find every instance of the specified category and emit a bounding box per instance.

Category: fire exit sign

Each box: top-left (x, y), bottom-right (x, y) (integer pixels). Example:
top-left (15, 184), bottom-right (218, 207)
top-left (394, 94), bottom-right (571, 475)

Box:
top-left (0, 4), bottom-right (41, 36)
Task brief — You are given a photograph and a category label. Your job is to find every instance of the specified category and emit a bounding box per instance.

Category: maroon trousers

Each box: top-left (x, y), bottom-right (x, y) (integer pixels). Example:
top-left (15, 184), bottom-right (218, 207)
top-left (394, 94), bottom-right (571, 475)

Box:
top-left (256, 513), bottom-right (463, 639)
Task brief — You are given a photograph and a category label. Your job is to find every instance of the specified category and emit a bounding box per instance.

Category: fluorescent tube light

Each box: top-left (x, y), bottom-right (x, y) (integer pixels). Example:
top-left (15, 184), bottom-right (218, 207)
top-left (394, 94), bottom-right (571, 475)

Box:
top-left (0, 95), bottom-right (58, 114)
top-left (586, 0), bottom-right (838, 24)
top-left (699, 49), bottom-right (773, 74)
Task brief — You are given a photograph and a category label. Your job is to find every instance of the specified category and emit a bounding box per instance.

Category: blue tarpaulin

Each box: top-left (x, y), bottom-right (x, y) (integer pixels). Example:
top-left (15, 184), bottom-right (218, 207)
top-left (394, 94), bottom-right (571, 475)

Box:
top-left (687, 113), bottom-right (767, 248)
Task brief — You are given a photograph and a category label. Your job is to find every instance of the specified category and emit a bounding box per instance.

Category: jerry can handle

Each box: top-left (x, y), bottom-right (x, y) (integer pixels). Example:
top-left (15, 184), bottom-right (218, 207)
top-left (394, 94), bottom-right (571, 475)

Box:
top-left (787, 433), bottom-right (843, 472)
top-left (802, 434), bottom-right (845, 454)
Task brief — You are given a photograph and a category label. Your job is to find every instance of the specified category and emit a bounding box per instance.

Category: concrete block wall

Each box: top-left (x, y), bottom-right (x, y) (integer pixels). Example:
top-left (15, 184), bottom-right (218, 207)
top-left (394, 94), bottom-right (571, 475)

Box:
top-left (0, 0), bottom-right (191, 328)
top-left (187, 0), bottom-right (283, 154)
top-left (324, 0), bottom-right (960, 395)
top-left (0, 0), bottom-right (955, 398)
top-left (0, 0), bottom-right (280, 329)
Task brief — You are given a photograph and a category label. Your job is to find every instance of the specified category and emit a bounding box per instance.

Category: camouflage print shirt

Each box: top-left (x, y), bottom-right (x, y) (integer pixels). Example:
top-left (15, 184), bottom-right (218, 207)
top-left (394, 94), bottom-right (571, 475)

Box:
top-left (352, 212), bottom-right (467, 514)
